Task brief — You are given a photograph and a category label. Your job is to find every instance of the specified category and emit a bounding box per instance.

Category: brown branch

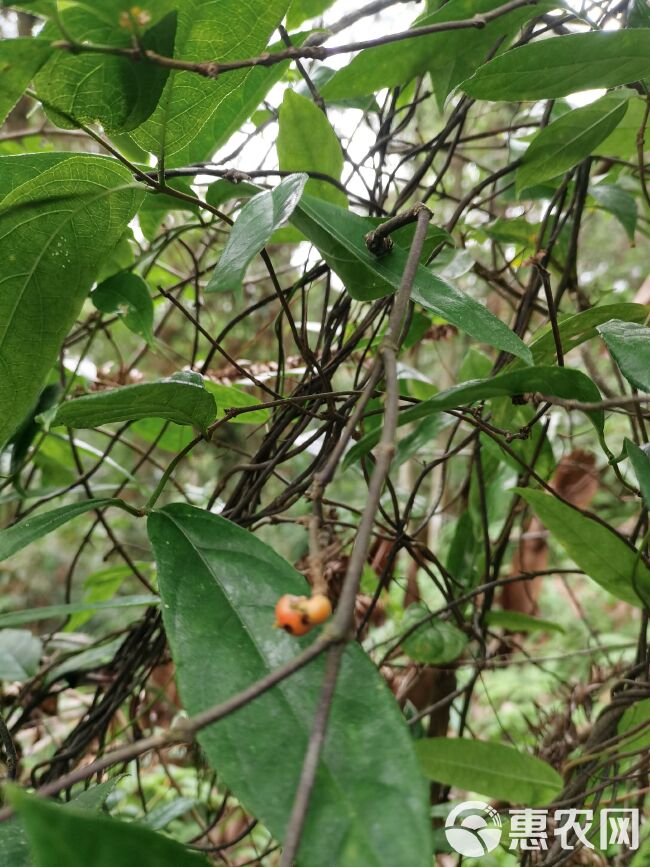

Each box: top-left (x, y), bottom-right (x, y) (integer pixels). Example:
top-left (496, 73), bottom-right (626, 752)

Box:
top-left (50, 0), bottom-right (539, 80)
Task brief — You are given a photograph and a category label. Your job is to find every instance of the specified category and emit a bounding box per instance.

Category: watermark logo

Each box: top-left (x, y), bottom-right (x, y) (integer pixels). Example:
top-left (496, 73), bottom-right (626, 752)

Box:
top-left (445, 804), bottom-right (640, 857)
top-left (445, 801), bottom-right (502, 857)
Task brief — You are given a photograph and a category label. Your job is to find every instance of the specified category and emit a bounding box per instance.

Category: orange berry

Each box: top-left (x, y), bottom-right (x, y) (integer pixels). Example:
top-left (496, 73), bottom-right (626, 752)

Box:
top-left (274, 594), bottom-right (311, 636)
top-left (304, 594), bottom-right (332, 625)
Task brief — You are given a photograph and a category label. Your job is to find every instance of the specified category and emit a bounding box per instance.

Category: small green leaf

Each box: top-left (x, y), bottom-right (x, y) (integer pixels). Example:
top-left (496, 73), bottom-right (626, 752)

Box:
top-left (525, 303), bottom-right (648, 367)
top-left (91, 272), bottom-right (154, 342)
top-left (401, 605), bottom-right (468, 664)
top-left (415, 738), bottom-right (563, 805)
top-left (291, 195), bottom-right (532, 363)
top-left (626, 439), bottom-right (650, 510)
top-left (517, 93), bottom-right (629, 192)
top-left (516, 488), bottom-right (650, 608)
top-left (65, 563), bottom-right (141, 631)
top-left (10, 788), bottom-right (209, 867)
top-left (278, 91), bottom-right (346, 207)
top-left (52, 373), bottom-right (217, 432)
top-left (0, 595), bottom-right (158, 629)
top-left (589, 184), bottom-right (638, 240)
top-left (204, 382), bottom-right (271, 425)
top-left (485, 611), bottom-right (565, 635)
top-left (597, 319), bottom-right (650, 392)
top-left (0, 499), bottom-right (121, 563)
top-left (206, 174), bottom-right (307, 293)
top-left (463, 31), bottom-right (650, 100)
top-left (148, 504), bottom-right (431, 867)
top-left (345, 367), bottom-right (604, 468)
top-left (0, 38), bottom-right (52, 127)
top-left (0, 629), bottom-right (42, 681)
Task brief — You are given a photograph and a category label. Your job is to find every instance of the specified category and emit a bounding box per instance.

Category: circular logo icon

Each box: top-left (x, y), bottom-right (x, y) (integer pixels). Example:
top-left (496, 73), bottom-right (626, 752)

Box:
top-left (445, 800), bottom-right (502, 858)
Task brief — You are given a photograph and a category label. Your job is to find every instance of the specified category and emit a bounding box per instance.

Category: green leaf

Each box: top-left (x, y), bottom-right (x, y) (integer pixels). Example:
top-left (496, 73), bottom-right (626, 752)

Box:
top-left (148, 504), bottom-right (431, 867)
top-left (132, 0), bottom-right (290, 167)
top-left (345, 367), bottom-right (604, 468)
top-left (65, 563), bottom-right (138, 631)
top-left (626, 439), bottom-right (650, 510)
top-left (0, 629), bottom-right (42, 681)
top-left (401, 605), bottom-right (468, 664)
top-left (52, 373), bottom-right (217, 432)
top-left (137, 180), bottom-right (199, 242)
top-left (10, 788), bottom-right (209, 867)
top-left (0, 498), bottom-right (121, 563)
top-left (205, 179), bottom-right (261, 210)
top-left (0, 38), bottom-right (52, 126)
top-left (516, 488), bottom-right (650, 608)
top-left (0, 780), bottom-right (120, 867)
top-left (599, 95), bottom-right (648, 157)
top-left (277, 91), bottom-right (347, 207)
top-left (589, 184), bottom-right (638, 241)
top-left (0, 595), bottom-right (158, 629)
top-left (517, 93), bottom-right (630, 192)
top-left (525, 303), bottom-right (649, 367)
top-left (415, 738), bottom-right (563, 805)
top-left (203, 382), bottom-right (271, 426)
top-left (0, 153), bottom-right (143, 449)
top-left (91, 272), bottom-right (154, 343)
top-left (322, 0), bottom-right (548, 105)
top-left (463, 30), bottom-right (650, 100)
top-left (35, 8), bottom-right (176, 132)
top-left (485, 610), bottom-right (565, 635)
top-left (206, 174), bottom-right (308, 293)
top-left (287, 0), bottom-right (335, 28)
top-left (291, 195), bottom-right (532, 362)
top-left (597, 319), bottom-right (650, 392)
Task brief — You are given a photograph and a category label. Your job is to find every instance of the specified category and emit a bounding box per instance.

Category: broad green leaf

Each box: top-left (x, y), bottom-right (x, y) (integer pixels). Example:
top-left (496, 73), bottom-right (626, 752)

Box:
top-left (0, 596), bottom-right (158, 629)
top-left (463, 30), bottom-right (650, 100)
top-left (206, 174), bottom-right (308, 293)
top-left (517, 93), bottom-right (629, 192)
top-left (131, 418), bottom-right (195, 453)
top-left (35, 8), bottom-right (176, 132)
top-left (516, 488), bottom-right (650, 608)
top-left (10, 789), bottom-right (209, 867)
top-left (322, 0), bottom-right (549, 105)
top-left (52, 372), bottom-right (217, 432)
top-left (0, 153), bottom-right (143, 449)
top-left (401, 605), bottom-right (468, 664)
top-left (91, 272), bottom-right (154, 343)
top-left (0, 38), bottom-right (52, 126)
top-left (132, 0), bottom-right (290, 167)
top-left (415, 738), bottom-right (563, 805)
top-left (287, 0), bottom-right (334, 28)
top-left (204, 382), bottom-right (271, 425)
top-left (525, 303), bottom-right (649, 367)
top-left (0, 780), bottom-right (121, 867)
top-left (626, 439), bottom-right (650, 510)
top-left (291, 195), bottom-right (532, 363)
top-left (277, 91), bottom-right (347, 207)
top-left (0, 498), bottom-right (121, 563)
top-left (485, 611), bottom-right (565, 635)
top-left (148, 504), bottom-right (431, 867)
top-left (597, 319), bottom-right (650, 392)
top-left (344, 367), bottom-right (604, 468)
top-left (589, 184), bottom-right (638, 240)
top-left (0, 629), bottom-right (42, 680)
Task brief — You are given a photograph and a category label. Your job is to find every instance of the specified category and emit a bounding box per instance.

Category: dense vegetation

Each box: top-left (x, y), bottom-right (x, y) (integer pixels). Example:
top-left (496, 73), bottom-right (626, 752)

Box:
top-left (0, 0), bottom-right (649, 864)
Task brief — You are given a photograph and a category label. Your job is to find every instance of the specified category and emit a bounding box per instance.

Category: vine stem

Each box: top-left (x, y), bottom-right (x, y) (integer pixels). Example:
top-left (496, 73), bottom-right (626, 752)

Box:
top-left (278, 205), bottom-right (432, 867)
